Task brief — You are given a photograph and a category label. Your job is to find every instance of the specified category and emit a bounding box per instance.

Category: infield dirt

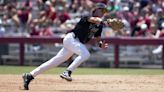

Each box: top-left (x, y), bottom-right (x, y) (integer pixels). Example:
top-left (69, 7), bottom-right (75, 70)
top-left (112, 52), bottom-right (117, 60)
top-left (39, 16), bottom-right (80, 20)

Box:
top-left (0, 75), bottom-right (164, 92)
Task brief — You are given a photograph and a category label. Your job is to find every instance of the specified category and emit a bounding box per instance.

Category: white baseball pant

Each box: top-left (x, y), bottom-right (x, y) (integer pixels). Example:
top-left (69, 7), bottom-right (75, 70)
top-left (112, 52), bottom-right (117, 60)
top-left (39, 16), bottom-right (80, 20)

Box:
top-left (30, 32), bottom-right (90, 77)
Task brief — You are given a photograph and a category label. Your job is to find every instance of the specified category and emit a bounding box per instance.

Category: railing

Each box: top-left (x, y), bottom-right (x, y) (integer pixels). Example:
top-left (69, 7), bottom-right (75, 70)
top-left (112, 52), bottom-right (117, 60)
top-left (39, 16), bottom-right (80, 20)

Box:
top-left (0, 37), bottom-right (164, 69)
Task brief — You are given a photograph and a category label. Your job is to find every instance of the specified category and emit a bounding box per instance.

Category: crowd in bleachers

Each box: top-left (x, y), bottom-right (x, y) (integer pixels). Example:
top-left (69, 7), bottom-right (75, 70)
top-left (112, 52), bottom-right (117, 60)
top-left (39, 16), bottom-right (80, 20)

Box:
top-left (0, 0), bottom-right (164, 38)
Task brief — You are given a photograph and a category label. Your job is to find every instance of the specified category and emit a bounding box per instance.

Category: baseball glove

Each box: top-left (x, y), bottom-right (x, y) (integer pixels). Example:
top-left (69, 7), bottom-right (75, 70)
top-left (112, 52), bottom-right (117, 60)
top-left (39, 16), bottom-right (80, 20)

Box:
top-left (107, 18), bottom-right (124, 31)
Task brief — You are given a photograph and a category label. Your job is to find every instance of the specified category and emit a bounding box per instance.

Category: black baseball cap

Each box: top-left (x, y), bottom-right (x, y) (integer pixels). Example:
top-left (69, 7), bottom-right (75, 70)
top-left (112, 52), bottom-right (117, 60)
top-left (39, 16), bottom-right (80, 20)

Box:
top-left (95, 3), bottom-right (108, 13)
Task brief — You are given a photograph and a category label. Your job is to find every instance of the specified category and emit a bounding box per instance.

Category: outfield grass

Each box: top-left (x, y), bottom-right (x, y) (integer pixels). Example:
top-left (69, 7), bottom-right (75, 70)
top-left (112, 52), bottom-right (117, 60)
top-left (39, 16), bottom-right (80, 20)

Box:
top-left (0, 65), bottom-right (164, 75)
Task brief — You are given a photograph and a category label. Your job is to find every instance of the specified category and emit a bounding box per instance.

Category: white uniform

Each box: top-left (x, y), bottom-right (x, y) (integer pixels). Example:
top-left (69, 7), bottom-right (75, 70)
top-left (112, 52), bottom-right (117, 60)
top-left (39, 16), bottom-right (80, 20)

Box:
top-left (30, 32), bottom-right (90, 77)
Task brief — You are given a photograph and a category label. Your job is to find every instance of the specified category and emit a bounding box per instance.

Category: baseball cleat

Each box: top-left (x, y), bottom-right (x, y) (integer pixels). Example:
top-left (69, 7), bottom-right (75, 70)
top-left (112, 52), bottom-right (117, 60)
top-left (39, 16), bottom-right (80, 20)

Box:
top-left (22, 73), bottom-right (34, 90)
top-left (60, 70), bottom-right (72, 81)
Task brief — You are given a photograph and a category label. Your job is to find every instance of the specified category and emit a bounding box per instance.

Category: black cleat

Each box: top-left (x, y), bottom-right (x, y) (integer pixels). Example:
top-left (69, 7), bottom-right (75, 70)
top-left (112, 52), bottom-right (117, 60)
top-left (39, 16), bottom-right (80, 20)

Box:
top-left (60, 70), bottom-right (72, 81)
top-left (22, 73), bottom-right (34, 90)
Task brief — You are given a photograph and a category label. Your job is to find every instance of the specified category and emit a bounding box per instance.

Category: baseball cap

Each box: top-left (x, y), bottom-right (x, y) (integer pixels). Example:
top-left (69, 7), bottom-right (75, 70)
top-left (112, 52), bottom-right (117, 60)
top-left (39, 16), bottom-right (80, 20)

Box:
top-left (95, 3), bottom-right (108, 13)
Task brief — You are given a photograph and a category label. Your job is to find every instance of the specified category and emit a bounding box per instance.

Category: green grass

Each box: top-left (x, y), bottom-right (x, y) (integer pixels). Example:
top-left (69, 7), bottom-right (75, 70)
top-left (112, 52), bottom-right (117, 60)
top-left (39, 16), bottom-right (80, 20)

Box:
top-left (0, 65), bottom-right (164, 75)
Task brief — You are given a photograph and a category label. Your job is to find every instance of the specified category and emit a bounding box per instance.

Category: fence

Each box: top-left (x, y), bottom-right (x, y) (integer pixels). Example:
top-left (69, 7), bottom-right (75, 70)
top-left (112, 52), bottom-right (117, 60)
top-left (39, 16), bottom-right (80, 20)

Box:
top-left (0, 36), bottom-right (164, 68)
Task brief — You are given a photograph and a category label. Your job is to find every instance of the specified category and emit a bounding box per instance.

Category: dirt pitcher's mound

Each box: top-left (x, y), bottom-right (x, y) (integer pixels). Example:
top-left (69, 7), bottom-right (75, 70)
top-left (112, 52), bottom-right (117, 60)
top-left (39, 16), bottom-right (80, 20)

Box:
top-left (0, 75), bottom-right (164, 92)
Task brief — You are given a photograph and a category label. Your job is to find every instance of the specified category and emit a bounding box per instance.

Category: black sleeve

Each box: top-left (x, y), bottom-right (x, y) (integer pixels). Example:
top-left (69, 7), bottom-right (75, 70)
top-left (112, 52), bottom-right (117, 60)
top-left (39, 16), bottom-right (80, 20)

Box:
top-left (94, 24), bottom-right (103, 37)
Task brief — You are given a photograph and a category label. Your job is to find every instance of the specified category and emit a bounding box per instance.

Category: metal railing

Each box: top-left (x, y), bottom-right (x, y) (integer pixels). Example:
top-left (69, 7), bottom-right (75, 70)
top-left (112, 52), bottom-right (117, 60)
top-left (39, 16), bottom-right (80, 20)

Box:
top-left (0, 36), bottom-right (164, 68)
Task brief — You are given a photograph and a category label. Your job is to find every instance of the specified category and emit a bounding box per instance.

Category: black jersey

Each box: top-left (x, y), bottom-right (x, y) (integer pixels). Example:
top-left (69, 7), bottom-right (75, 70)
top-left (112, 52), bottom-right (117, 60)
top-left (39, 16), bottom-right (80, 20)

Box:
top-left (72, 16), bottom-right (103, 43)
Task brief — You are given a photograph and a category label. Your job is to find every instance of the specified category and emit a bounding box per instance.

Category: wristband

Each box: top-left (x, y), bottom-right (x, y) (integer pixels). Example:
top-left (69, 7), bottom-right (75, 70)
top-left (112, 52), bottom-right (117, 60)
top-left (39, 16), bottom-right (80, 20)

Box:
top-left (98, 41), bottom-right (103, 47)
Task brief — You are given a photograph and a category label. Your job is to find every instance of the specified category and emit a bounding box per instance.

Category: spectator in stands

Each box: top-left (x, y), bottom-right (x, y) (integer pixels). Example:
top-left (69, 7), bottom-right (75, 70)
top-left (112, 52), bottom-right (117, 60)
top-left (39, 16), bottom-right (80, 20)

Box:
top-left (1, 3), bottom-right (20, 36)
top-left (152, 22), bottom-right (164, 54)
top-left (33, 0), bottom-right (51, 25)
top-left (107, 0), bottom-right (120, 12)
top-left (30, 21), bottom-right (54, 37)
top-left (80, 0), bottom-right (93, 16)
top-left (17, 6), bottom-right (32, 35)
top-left (67, 0), bottom-right (93, 15)
top-left (152, 6), bottom-right (164, 54)
top-left (54, 6), bottom-right (70, 24)
top-left (45, 0), bottom-right (56, 23)
top-left (131, 14), bottom-right (151, 37)
top-left (67, 0), bottom-right (80, 13)
top-left (36, 0), bottom-right (46, 10)
top-left (4, 4), bottom-right (19, 27)
top-left (23, 0), bottom-right (33, 12)
top-left (34, 0), bottom-right (57, 24)
top-left (30, 23), bottom-right (40, 36)
top-left (39, 23), bottom-right (54, 36)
